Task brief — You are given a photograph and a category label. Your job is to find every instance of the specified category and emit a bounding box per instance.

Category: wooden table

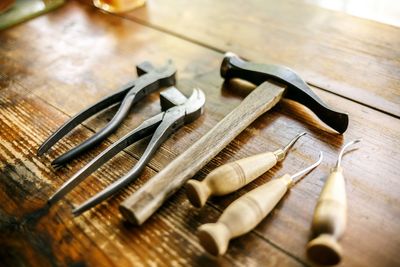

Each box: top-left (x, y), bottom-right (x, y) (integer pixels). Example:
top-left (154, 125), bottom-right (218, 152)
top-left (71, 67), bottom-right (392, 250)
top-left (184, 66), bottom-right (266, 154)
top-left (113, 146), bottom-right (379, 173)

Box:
top-left (1, 0), bottom-right (399, 266)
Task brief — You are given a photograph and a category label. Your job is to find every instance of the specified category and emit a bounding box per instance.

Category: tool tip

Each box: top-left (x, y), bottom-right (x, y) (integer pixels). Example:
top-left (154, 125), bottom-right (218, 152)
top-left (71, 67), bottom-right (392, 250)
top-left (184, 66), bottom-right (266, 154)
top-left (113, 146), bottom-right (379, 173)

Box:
top-left (281, 132), bottom-right (307, 157)
top-left (224, 51), bottom-right (237, 58)
top-left (45, 200), bottom-right (53, 207)
top-left (353, 138), bottom-right (362, 144)
top-left (37, 143), bottom-right (48, 156)
top-left (72, 201), bottom-right (93, 217)
top-left (318, 151), bottom-right (323, 161)
top-left (47, 198), bottom-right (55, 206)
top-left (47, 192), bottom-right (61, 206)
top-left (51, 161), bottom-right (64, 170)
top-left (71, 206), bottom-right (84, 217)
top-left (291, 151), bottom-right (323, 181)
top-left (336, 138), bottom-right (362, 168)
top-left (344, 138), bottom-right (362, 148)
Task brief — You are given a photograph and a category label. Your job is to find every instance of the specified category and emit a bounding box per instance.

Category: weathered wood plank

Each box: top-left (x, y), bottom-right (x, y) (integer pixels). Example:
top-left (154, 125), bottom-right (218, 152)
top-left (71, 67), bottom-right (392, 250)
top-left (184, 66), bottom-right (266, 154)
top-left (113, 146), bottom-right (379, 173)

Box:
top-left (0, 1), bottom-right (399, 266)
top-left (201, 87), bottom-right (400, 267)
top-left (0, 84), bottom-right (301, 267)
top-left (114, 0), bottom-right (400, 117)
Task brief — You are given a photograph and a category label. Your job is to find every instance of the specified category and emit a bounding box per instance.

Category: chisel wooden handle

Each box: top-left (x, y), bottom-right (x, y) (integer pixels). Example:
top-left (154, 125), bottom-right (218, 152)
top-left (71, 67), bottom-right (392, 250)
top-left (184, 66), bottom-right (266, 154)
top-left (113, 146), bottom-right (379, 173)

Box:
top-left (198, 174), bottom-right (292, 256)
top-left (119, 82), bottom-right (285, 225)
top-left (186, 150), bottom-right (281, 207)
top-left (306, 167), bottom-right (346, 265)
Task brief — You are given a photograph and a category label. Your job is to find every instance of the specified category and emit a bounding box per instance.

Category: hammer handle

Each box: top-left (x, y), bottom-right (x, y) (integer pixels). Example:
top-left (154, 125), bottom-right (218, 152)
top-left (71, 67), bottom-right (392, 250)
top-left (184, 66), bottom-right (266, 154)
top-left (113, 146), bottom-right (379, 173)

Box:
top-left (119, 82), bottom-right (286, 225)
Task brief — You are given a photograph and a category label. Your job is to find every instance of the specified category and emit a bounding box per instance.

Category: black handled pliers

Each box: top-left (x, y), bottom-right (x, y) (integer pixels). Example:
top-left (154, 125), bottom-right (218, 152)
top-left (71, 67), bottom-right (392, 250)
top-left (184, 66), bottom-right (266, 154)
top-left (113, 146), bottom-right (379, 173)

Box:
top-left (47, 87), bottom-right (206, 216)
top-left (37, 60), bottom-right (176, 168)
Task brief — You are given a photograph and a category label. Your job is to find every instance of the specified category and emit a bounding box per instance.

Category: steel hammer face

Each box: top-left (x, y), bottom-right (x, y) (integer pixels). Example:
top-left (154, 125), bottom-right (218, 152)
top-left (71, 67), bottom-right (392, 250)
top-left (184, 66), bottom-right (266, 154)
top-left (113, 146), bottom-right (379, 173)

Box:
top-left (221, 52), bottom-right (349, 134)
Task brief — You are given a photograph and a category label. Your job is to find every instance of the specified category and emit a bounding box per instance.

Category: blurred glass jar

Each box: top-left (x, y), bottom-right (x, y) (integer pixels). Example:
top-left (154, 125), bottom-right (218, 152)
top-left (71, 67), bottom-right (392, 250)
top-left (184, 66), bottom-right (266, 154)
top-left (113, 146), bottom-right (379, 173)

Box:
top-left (93, 0), bottom-right (145, 13)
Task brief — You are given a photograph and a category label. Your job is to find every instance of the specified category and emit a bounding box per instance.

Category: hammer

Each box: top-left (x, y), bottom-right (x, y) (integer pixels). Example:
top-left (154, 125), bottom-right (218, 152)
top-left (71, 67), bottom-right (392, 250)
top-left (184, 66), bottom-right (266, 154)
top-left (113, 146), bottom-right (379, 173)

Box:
top-left (119, 52), bottom-right (349, 225)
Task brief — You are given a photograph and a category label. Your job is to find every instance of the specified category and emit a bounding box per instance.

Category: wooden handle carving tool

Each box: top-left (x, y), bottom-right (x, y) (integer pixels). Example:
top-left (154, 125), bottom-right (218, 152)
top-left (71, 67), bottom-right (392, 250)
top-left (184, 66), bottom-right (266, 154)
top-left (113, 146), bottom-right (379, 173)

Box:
top-left (119, 52), bottom-right (348, 225)
top-left (186, 132), bottom-right (306, 207)
top-left (197, 152), bottom-right (323, 256)
top-left (307, 139), bottom-right (361, 265)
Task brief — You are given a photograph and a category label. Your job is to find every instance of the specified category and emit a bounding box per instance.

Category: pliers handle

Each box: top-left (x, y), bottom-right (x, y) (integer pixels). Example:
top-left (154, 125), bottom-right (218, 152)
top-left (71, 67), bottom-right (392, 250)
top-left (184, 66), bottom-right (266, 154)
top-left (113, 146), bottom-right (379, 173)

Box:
top-left (47, 87), bottom-right (206, 216)
top-left (38, 61), bottom-right (176, 168)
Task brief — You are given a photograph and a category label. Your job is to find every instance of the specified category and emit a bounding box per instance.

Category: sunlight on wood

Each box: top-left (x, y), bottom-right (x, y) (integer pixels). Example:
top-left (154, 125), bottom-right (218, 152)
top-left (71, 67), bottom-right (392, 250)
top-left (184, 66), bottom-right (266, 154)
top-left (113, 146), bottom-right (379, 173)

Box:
top-left (305, 0), bottom-right (400, 27)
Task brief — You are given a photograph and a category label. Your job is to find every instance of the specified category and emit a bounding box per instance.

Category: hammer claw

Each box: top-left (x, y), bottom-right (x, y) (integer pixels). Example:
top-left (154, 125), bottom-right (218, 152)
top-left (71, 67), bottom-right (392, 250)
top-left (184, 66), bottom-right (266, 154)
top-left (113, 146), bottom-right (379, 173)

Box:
top-left (221, 52), bottom-right (349, 133)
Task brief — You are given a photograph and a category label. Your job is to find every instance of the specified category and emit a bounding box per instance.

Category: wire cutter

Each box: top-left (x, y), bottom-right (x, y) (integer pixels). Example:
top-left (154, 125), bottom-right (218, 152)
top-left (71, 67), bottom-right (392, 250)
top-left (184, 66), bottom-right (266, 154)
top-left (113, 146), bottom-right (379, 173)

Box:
top-left (37, 60), bottom-right (176, 168)
top-left (48, 87), bottom-right (206, 216)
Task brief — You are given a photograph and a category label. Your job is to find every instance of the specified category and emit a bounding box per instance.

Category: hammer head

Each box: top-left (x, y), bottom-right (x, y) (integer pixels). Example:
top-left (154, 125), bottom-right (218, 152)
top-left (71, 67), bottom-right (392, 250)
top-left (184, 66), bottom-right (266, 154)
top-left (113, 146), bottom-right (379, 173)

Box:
top-left (221, 52), bottom-right (348, 134)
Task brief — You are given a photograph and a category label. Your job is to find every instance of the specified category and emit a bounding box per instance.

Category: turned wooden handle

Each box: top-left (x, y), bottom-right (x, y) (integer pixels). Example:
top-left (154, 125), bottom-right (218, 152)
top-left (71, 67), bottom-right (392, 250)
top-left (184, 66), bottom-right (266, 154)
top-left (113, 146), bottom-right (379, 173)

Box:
top-left (119, 82), bottom-right (285, 225)
top-left (198, 174), bottom-right (292, 256)
top-left (186, 151), bottom-right (279, 207)
top-left (307, 167), bottom-right (347, 265)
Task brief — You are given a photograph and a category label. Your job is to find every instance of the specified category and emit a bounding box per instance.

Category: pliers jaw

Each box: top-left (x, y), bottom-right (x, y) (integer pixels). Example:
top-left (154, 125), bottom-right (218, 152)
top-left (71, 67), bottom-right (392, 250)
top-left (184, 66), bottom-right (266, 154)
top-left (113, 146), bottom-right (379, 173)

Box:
top-left (38, 60), bottom-right (176, 167)
top-left (158, 87), bottom-right (205, 129)
top-left (137, 59), bottom-right (176, 87)
top-left (182, 88), bottom-right (206, 124)
top-left (49, 87), bottom-right (206, 216)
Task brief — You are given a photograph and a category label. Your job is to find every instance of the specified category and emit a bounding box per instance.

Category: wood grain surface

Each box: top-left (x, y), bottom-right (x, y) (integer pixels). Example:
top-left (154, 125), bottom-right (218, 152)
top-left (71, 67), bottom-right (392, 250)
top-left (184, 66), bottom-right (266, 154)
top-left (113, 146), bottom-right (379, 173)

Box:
top-left (1, 0), bottom-right (399, 266)
top-left (120, 82), bottom-right (285, 225)
top-left (119, 0), bottom-right (400, 118)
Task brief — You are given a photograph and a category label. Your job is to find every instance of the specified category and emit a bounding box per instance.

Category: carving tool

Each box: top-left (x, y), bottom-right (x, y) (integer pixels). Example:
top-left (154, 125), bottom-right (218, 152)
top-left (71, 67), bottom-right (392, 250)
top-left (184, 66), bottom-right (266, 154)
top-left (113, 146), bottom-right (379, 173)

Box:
top-left (307, 139), bottom-right (361, 265)
top-left (186, 132), bottom-right (306, 208)
top-left (47, 87), bottom-right (205, 216)
top-left (119, 52), bottom-right (348, 225)
top-left (37, 60), bottom-right (176, 168)
top-left (198, 152), bottom-right (323, 256)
